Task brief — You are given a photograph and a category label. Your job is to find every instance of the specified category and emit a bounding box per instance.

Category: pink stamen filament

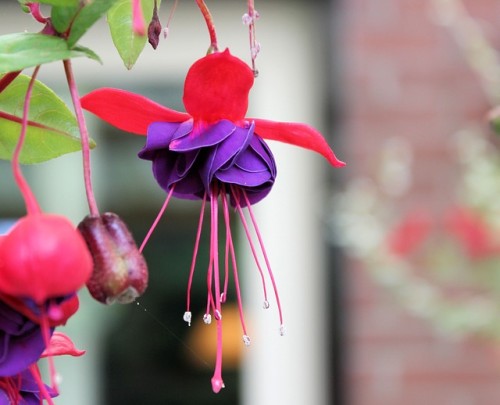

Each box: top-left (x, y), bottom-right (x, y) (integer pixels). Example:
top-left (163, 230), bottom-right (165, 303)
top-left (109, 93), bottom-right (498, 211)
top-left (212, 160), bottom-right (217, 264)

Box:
top-left (221, 192), bottom-right (249, 339)
top-left (220, 187), bottom-right (230, 304)
top-left (132, 0), bottom-right (146, 35)
top-left (140, 185), bottom-right (176, 253)
top-left (63, 59), bottom-right (99, 217)
top-left (29, 364), bottom-right (55, 405)
top-left (164, 0), bottom-right (179, 37)
top-left (195, 0), bottom-right (219, 52)
top-left (241, 188), bottom-right (284, 328)
top-left (39, 308), bottom-right (59, 395)
top-left (184, 195), bottom-right (207, 322)
top-left (231, 187), bottom-right (269, 306)
top-left (13, 65), bottom-right (41, 216)
top-left (209, 186), bottom-right (224, 393)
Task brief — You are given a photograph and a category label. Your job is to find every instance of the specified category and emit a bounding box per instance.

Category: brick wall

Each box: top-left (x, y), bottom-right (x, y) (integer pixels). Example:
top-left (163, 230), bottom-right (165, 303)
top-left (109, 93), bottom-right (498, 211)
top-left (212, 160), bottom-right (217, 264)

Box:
top-left (340, 1), bottom-right (500, 404)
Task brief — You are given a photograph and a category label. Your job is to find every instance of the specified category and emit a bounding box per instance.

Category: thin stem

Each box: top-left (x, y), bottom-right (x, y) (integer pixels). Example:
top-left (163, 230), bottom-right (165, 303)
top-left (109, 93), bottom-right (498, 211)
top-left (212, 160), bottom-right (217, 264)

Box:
top-left (13, 65), bottom-right (41, 215)
top-left (140, 186), bottom-right (175, 252)
top-left (195, 0), bottom-right (218, 52)
top-left (40, 308), bottom-right (59, 395)
top-left (63, 59), bottom-right (100, 217)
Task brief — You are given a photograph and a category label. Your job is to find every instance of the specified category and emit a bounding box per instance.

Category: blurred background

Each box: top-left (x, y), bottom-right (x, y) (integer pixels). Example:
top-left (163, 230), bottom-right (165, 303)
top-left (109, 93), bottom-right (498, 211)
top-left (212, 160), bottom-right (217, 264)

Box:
top-left (2, 0), bottom-right (500, 404)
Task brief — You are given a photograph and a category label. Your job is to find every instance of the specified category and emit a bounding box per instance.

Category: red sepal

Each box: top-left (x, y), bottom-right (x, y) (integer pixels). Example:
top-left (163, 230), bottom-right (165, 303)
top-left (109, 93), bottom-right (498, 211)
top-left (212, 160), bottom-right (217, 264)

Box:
top-left (81, 88), bottom-right (190, 135)
top-left (41, 332), bottom-right (86, 358)
top-left (252, 119), bottom-right (345, 167)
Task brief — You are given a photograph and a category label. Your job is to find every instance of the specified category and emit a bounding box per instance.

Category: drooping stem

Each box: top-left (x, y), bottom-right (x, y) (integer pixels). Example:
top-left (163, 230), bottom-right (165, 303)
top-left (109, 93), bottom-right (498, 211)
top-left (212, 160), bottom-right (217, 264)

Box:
top-left (12, 65), bottom-right (41, 215)
top-left (28, 3), bottom-right (48, 24)
top-left (195, 0), bottom-right (218, 52)
top-left (63, 59), bottom-right (99, 217)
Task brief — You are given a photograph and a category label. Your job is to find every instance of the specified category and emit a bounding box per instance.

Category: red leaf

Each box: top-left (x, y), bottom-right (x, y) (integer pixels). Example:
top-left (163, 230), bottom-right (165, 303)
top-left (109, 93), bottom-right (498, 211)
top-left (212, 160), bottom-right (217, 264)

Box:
top-left (252, 119), bottom-right (345, 167)
top-left (81, 88), bottom-right (190, 135)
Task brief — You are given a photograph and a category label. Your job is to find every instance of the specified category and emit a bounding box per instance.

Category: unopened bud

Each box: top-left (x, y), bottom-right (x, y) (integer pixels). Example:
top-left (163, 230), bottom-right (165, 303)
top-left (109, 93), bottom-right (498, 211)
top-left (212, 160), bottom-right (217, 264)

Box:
top-left (78, 213), bottom-right (148, 305)
top-left (148, 1), bottom-right (162, 49)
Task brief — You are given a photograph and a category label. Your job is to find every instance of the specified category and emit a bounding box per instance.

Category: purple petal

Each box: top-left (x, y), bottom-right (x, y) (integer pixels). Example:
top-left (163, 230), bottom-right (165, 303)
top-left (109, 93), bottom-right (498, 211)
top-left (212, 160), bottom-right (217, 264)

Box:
top-left (139, 121), bottom-right (193, 159)
top-left (0, 301), bottom-right (46, 377)
top-left (169, 120), bottom-right (235, 151)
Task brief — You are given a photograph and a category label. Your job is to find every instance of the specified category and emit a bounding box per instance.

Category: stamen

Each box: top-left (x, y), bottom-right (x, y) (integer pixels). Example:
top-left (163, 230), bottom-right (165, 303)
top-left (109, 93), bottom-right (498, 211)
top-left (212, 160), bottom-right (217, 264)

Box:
top-left (140, 185), bottom-right (175, 253)
top-left (214, 309), bottom-right (222, 320)
top-left (183, 311), bottom-right (192, 326)
top-left (279, 324), bottom-right (286, 336)
top-left (40, 308), bottom-right (59, 395)
top-left (203, 313), bottom-right (212, 324)
top-left (242, 189), bottom-right (284, 327)
top-left (186, 194), bottom-right (207, 315)
top-left (29, 364), bottom-right (55, 405)
top-left (231, 187), bottom-right (269, 305)
top-left (221, 192), bottom-right (249, 337)
top-left (263, 300), bottom-right (270, 309)
top-left (242, 335), bottom-right (251, 346)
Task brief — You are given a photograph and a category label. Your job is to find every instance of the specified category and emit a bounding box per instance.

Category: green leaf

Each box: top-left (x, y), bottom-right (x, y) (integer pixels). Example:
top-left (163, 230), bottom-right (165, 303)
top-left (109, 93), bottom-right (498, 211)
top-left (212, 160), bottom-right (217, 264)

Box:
top-left (0, 33), bottom-right (99, 73)
top-left (107, 0), bottom-right (157, 69)
top-left (0, 74), bottom-right (96, 164)
top-left (52, 0), bottom-right (119, 47)
top-left (29, 0), bottom-right (79, 6)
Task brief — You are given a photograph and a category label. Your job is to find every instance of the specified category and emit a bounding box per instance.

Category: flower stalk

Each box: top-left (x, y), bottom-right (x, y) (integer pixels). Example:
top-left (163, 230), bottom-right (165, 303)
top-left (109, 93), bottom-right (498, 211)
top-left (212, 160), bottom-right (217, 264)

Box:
top-left (195, 0), bottom-right (218, 52)
top-left (63, 59), bottom-right (100, 217)
top-left (13, 65), bottom-right (41, 216)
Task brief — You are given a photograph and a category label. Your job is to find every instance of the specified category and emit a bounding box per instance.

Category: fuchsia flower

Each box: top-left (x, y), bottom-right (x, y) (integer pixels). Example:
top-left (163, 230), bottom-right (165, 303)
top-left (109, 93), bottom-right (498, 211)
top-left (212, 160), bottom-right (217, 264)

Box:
top-left (81, 49), bottom-right (344, 392)
top-left (446, 206), bottom-right (500, 260)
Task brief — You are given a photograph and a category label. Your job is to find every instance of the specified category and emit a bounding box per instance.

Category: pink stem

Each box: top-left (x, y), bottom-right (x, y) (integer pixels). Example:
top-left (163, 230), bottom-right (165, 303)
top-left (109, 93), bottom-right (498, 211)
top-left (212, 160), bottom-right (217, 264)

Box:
top-left (28, 3), bottom-right (48, 24)
top-left (195, 0), bottom-right (218, 52)
top-left (12, 65), bottom-right (41, 215)
top-left (140, 186), bottom-right (175, 252)
top-left (186, 195), bottom-right (207, 313)
top-left (63, 59), bottom-right (100, 217)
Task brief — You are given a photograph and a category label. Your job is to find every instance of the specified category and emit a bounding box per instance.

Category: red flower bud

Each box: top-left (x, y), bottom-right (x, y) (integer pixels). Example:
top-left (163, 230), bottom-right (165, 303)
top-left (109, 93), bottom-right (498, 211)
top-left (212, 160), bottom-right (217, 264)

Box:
top-left (77, 213), bottom-right (148, 304)
top-left (0, 214), bottom-right (93, 304)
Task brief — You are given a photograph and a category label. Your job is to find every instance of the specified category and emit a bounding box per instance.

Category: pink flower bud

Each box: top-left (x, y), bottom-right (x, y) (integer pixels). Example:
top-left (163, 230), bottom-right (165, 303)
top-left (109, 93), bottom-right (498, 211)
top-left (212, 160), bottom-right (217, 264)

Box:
top-left (0, 214), bottom-right (92, 304)
top-left (78, 213), bottom-right (148, 304)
